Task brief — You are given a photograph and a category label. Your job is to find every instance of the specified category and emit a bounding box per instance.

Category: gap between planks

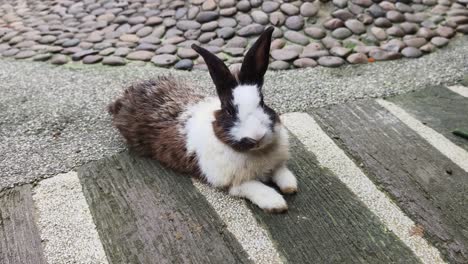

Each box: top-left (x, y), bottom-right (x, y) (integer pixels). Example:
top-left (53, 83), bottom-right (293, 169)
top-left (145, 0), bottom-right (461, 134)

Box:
top-left (281, 112), bottom-right (445, 264)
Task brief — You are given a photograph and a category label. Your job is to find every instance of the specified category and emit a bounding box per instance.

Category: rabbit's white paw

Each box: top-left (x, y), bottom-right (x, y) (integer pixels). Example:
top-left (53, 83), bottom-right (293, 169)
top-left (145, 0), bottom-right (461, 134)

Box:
top-left (230, 180), bottom-right (288, 213)
top-left (273, 166), bottom-right (298, 194)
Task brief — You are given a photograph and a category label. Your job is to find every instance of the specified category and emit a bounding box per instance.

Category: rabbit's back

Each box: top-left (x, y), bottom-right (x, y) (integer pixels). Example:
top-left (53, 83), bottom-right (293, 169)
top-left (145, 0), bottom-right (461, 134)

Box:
top-left (109, 76), bottom-right (204, 173)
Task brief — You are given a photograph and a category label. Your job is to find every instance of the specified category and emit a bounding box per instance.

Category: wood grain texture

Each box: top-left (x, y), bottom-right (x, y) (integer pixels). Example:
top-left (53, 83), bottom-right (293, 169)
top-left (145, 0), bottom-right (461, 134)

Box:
top-left (249, 136), bottom-right (420, 264)
top-left (0, 185), bottom-right (46, 264)
top-left (312, 100), bottom-right (468, 264)
top-left (390, 85), bottom-right (468, 151)
top-left (78, 151), bottom-right (251, 264)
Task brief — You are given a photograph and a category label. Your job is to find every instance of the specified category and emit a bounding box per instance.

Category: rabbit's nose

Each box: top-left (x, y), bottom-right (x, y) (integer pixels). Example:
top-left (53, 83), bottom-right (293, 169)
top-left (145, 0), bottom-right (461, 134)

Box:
top-left (252, 133), bottom-right (266, 142)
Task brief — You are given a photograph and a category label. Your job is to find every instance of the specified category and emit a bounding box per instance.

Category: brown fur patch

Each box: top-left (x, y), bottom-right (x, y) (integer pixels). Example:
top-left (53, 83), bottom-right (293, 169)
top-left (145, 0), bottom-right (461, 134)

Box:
top-left (212, 110), bottom-right (232, 146)
top-left (109, 76), bottom-right (204, 175)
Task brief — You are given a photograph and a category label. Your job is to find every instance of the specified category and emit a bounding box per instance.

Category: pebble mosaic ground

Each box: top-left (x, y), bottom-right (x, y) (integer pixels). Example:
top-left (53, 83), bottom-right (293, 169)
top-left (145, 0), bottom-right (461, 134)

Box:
top-left (0, 0), bottom-right (467, 70)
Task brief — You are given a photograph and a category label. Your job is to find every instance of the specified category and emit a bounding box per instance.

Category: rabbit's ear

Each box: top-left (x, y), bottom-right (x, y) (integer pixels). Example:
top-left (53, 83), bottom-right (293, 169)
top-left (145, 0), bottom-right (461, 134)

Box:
top-left (192, 44), bottom-right (238, 108)
top-left (238, 27), bottom-right (274, 86)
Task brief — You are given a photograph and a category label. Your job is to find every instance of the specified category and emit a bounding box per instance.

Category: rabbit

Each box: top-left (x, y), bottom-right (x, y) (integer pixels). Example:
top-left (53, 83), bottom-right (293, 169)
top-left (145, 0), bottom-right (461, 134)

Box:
top-left (108, 27), bottom-right (297, 213)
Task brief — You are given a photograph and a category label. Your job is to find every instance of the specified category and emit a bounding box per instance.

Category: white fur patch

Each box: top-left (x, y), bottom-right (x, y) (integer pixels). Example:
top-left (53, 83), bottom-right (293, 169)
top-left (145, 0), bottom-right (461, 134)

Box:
top-left (230, 85), bottom-right (272, 141)
top-left (182, 96), bottom-right (290, 187)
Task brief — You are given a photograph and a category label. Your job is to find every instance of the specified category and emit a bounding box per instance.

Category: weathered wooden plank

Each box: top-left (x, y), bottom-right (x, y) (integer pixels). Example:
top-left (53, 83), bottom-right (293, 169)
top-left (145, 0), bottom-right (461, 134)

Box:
top-left (312, 100), bottom-right (468, 264)
top-left (0, 185), bottom-right (46, 264)
top-left (390, 85), bottom-right (468, 151)
top-left (78, 152), bottom-right (251, 264)
top-left (248, 136), bottom-right (420, 264)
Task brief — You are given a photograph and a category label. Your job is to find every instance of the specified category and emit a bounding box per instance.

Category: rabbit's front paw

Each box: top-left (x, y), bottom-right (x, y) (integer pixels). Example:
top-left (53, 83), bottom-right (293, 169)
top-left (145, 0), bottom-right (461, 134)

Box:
top-left (229, 180), bottom-right (288, 213)
top-left (257, 191), bottom-right (288, 213)
top-left (273, 166), bottom-right (298, 194)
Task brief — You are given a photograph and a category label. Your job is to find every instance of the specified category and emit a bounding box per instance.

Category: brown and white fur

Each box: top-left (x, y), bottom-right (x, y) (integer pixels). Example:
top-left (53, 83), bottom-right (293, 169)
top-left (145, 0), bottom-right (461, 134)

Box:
top-left (108, 27), bottom-right (297, 213)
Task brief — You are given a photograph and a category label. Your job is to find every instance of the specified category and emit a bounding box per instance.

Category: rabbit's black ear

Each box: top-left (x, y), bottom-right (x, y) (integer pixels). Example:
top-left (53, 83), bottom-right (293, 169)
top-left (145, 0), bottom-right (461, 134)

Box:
top-left (238, 27), bottom-right (274, 87)
top-left (192, 44), bottom-right (238, 108)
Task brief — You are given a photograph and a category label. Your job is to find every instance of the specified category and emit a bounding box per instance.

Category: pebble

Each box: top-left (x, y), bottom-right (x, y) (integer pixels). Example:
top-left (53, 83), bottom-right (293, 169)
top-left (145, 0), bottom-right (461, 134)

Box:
top-left (375, 17), bottom-right (393, 27)
top-left (436, 26), bottom-right (455, 38)
top-left (334, 0), bottom-right (348, 8)
top-left (317, 56), bottom-right (345, 67)
top-left (236, 13), bottom-right (253, 26)
top-left (136, 43), bottom-right (158, 51)
top-left (269, 60), bottom-right (290, 70)
top-left (387, 26), bottom-right (405, 37)
top-left (345, 19), bottom-right (366, 34)
top-left (404, 37), bottom-right (427, 48)
top-left (151, 54), bottom-right (178, 66)
top-left (220, 7), bottom-right (237, 17)
top-left (2, 48), bottom-right (20, 57)
top-left (400, 22), bottom-right (419, 34)
top-left (226, 37), bottom-right (248, 48)
top-left (237, 1), bottom-right (251, 12)
top-left (369, 49), bottom-right (402, 60)
top-left (82, 55), bottom-right (103, 64)
top-left (99, 48), bottom-right (116, 56)
top-left (386, 10), bottom-right (405, 22)
top-left (347, 53), bottom-right (368, 63)
top-left (251, 11), bottom-right (269, 24)
top-left (269, 12), bottom-right (286, 26)
top-left (401, 47), bottom-right (423, 58)
top-left (420, 43), bottom-right (436, 53)
top-left (300, 2), bottom-right (319, 17)
top-left (431, 36), bottom-right (449, 47)
top-left (237, 24), bottom-right (264, 36)
top-left (271, 49), bottom-right (299, 61)
top-left (304, 27), bottom-right (326, 39)
top-left (330, 47), bottom-right (352, 57)
top-left (62, 38), bottom-right (80, 47)
top-left (50, 54), bottom-right (69, 64)
top-left (114, 47), bottom-right (131, 56)
top-left (219, 18), bottom-right (237, 27)
top-left (202, 0), bottom-right (217, 11)
top-left (126, 50), bottom-right (154, 61)
top-left (332, 28), bottom-right (352, 39)
top-left (369, 4), bottom-right (386, 17)
top-left (285, 16), bottom-right (304, 30)
top-left (271, 39), bottom-right (286, 50)
top-left (196, 11), bottom-right (219, 23)
top-left (284, 31), bottom-right (310, 45)
top-left (38, 35), bottom-right (57, 44)
top-left (371, 27), bottom-right (388, 40)
top-left (177, 47), bottom-right (199, 59)
top-left (201, 21), bottom-right (218, 31)
top-left (72, 49), bottom-right (98, 61)
top-left (33, 53), bottom-right (53, 61)
top-left (216, 27), bottom-right (235, 39)
top-left (262, 1), bottom-right (280, 13)
top-left (281, 3), bottom-right (300, 15)
top-left (174, 59), bottom-right (194, 70)
top-left (293, 58), bottom-right (317, 68)
top-left (119, 34), bottom-right (139, 42)
top-left (176, 20), bottom-right (201, 31)
top-left (300, 49), bottom-right (330, 59)
top-left (14, 50), bottom-right (36, 59)
top-left (324, 18), bottom-right (345, 30)
top-left (157, 45), bottom-right (177, 54)
top-left (224, 47), bottom-right (245, 56)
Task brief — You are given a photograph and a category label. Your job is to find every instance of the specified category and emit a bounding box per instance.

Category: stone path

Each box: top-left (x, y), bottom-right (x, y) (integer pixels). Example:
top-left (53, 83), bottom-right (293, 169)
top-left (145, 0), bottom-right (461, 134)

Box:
top-left (0, 0), bottom-right (467, 70)
top-left (1, 84), bottom-right (467, 264)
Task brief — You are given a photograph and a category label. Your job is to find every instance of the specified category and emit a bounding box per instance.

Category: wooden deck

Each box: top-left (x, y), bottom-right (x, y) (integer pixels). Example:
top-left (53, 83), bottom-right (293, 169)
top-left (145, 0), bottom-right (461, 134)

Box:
top-left (1, 85), bottom-right (467, 264)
